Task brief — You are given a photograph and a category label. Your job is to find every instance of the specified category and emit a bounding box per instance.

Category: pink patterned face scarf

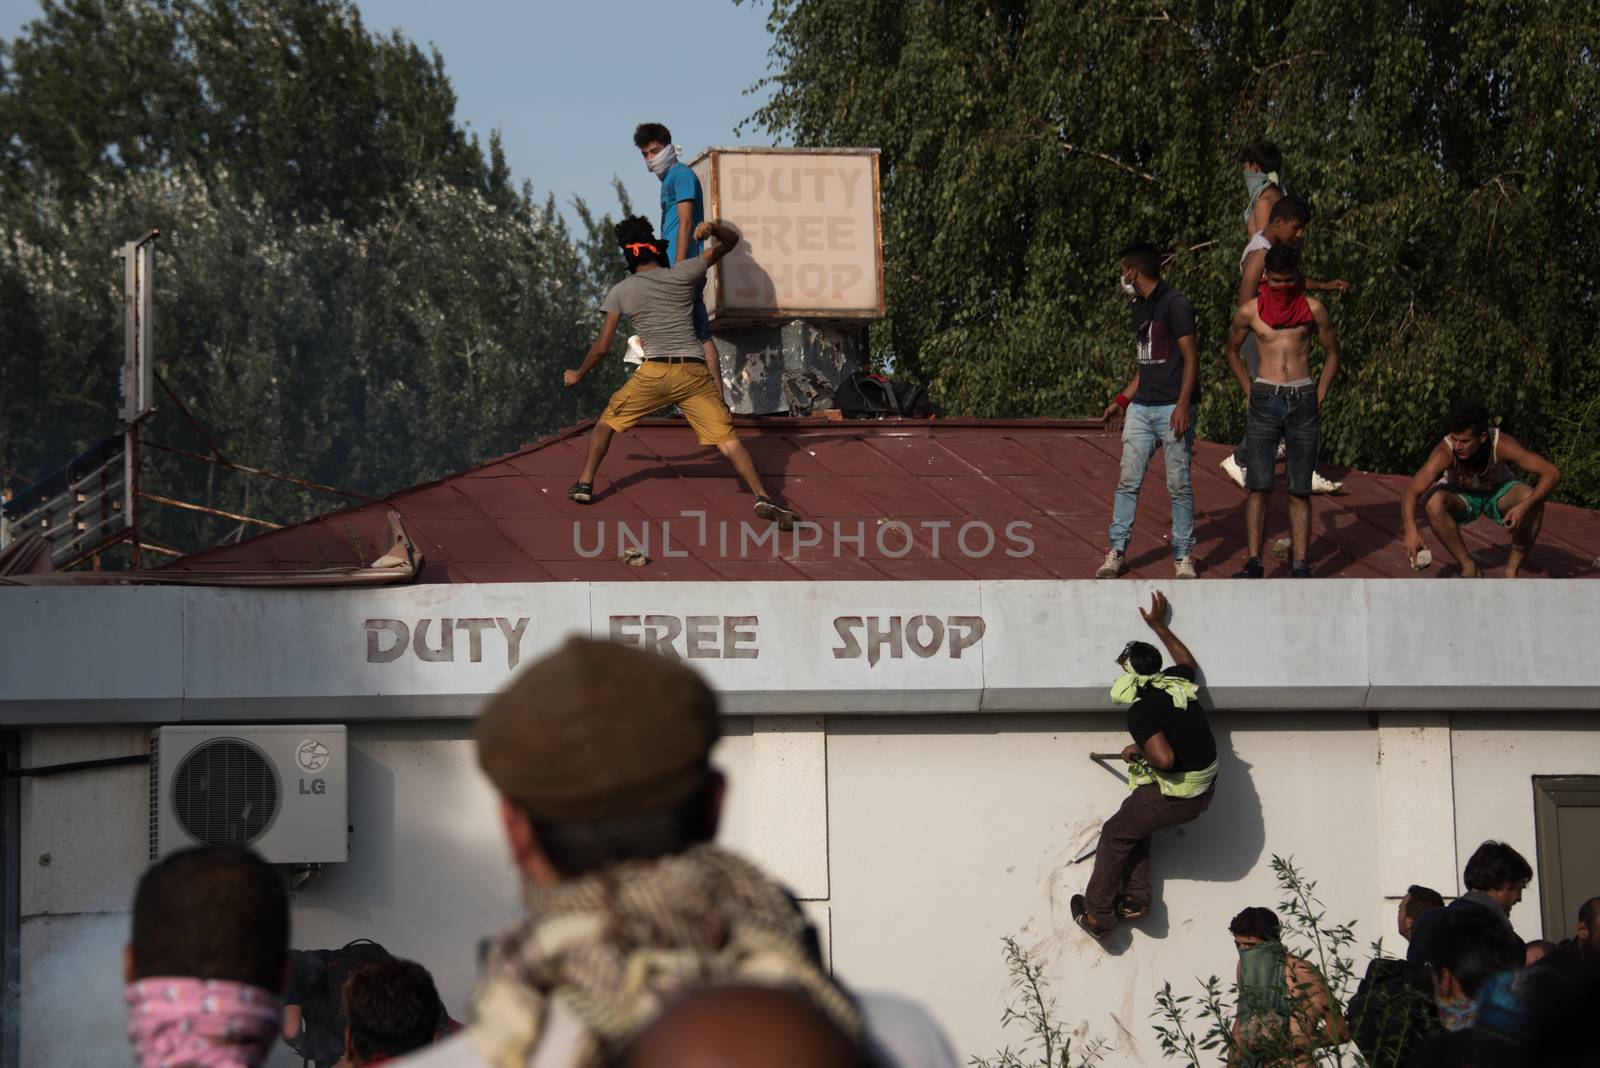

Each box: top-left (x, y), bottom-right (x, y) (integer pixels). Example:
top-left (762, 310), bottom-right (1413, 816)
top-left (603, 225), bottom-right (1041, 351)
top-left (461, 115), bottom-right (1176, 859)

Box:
top-left (125, 978), bottom-right (281, 1068)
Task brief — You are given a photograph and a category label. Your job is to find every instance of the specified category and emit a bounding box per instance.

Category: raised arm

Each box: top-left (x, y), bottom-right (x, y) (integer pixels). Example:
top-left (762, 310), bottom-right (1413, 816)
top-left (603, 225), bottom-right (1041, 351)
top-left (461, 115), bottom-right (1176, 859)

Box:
top-left (1224, 304), bottom-right (1254, 395)
top-left (1140, 591), bottom-right (1197, 674)
top-left (1310, 298), bottom-right (1340, 404)
top-left (563, 311), bottom-right (621, 387)
top-left (695, 219), bottom-right (741, 268)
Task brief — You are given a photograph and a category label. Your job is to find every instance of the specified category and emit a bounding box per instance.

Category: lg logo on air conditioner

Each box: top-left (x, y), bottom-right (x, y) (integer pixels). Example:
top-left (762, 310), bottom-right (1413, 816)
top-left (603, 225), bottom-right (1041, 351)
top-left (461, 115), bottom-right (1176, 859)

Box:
top-left (297, 739), bottom-right (330, 796)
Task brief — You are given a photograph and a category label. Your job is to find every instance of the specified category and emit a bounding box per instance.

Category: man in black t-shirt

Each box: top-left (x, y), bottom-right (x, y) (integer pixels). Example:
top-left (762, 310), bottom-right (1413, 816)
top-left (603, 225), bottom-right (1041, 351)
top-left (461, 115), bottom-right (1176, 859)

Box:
top-left (1072, 592), bottom-right (1218, 939)
top-left (1098, 242), bottom-right (1200, 580)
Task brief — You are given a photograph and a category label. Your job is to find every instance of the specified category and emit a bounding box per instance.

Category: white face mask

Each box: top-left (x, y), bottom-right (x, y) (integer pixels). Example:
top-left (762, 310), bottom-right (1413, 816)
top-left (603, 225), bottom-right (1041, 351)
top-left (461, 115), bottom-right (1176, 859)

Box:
top-left (1119, 273), bottom-right (1137, 297)
top-left (646, 143), bottom-right (679, 178)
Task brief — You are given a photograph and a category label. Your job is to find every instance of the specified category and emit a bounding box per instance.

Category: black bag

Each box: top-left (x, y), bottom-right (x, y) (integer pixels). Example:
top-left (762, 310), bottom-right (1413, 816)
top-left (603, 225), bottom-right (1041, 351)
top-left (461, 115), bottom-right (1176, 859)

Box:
top-left (835, 372), bottom-right (901, 418)
top-left (835, 372), bottom-right (940, 419)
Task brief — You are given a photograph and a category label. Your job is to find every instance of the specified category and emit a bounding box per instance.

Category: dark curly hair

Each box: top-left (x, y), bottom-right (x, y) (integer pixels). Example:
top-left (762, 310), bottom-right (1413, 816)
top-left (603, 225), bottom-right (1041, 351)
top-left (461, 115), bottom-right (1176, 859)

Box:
top-left (1462, 840), bottom-right (1532, 892)
top-left (614, 215), bottom-right (669, 272)
top-left (1229, 907), bottom-right (1282, 942)
top-left (342, 959), bottom-right (444, 1062)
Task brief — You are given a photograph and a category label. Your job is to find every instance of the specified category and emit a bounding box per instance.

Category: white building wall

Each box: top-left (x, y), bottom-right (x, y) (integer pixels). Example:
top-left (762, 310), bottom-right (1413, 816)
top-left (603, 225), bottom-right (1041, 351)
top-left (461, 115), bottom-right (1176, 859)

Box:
top-left (1449, 710), bottom-right (1600, 942)
top-left (824, 711), bottom-right (1391, 1066)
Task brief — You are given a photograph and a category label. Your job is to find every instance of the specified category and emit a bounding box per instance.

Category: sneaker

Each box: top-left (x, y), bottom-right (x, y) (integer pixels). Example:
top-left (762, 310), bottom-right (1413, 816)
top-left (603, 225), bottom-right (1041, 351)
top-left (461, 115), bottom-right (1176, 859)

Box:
top-left (1220, 453), bottom-right (1247, 489)
top-left (1291, 560), bottom-right (1313, 578)
top-left (1095, 549), bottom-right (1127, 579)
top-left (1069, 894), bottom-right (1109, 939)
top-left (753, 495), bottom-right (799, 532)
top-left (566, 482), bottom-right (593, 504)
top-left (1174, 557), bottom-right (1197, 579)
top-left (1114, 895), bottom-right (1151, 922)
top-left (1311, 471), bottom-right (1344, 495)
top-left (1234, 556), bottom-right (1264, 578)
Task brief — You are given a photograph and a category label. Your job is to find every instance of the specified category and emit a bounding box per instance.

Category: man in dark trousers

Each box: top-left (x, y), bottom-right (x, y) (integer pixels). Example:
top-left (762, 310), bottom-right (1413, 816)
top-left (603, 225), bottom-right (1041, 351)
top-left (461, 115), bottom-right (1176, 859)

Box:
top-left (1072, 592), bottom-right (1217, 938)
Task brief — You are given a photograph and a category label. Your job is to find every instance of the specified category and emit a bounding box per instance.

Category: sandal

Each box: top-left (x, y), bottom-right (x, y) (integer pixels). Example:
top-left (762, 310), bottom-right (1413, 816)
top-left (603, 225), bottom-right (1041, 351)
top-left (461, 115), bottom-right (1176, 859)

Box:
top-left (567, 482), bottom-right (593, 504)
top-left (753, 495), bottom-right (798, 532)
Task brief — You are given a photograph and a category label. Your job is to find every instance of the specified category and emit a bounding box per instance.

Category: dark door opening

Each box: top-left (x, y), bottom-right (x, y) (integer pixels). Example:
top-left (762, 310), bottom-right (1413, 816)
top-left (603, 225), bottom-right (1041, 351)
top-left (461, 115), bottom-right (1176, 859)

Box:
top-left (1533, 776), bottom-right (1600, 942)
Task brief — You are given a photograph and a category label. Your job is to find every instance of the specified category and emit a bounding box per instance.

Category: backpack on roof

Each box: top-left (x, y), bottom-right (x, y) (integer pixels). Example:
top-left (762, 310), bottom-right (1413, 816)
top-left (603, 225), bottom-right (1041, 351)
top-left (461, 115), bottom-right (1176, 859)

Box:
top-left (834, 372), bottom-right (939, 419)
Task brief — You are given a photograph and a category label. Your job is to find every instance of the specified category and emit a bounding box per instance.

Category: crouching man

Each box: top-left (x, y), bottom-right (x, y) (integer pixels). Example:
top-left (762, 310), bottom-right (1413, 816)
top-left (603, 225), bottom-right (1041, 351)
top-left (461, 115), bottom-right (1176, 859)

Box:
top-left (1400, 399), bottom-right (1560, 577)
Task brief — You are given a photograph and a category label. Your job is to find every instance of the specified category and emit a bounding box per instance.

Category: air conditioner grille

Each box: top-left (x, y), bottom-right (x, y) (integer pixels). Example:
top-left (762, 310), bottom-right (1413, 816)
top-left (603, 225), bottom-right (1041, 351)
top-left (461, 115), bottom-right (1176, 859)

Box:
top-left (171, 738), bottom-right (281, 846)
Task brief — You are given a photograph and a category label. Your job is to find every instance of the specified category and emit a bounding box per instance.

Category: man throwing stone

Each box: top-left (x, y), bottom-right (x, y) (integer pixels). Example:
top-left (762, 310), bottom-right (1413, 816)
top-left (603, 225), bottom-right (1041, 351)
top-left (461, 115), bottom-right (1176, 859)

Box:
top-left (1224, 243), bottom-right (1341, 578)
top-left (565, 216), bottom-right (796, 528)
top-left (1399, 399), bottom-right (1561, 578)
top-left (1072, 592), bottom-right (1217, 939)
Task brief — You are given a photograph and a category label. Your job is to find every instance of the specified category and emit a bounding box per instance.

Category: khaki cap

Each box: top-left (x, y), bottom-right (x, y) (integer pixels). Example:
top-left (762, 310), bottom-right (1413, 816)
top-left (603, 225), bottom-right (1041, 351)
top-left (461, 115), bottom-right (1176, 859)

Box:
top-left (475, 637), bottom-right (720, 822)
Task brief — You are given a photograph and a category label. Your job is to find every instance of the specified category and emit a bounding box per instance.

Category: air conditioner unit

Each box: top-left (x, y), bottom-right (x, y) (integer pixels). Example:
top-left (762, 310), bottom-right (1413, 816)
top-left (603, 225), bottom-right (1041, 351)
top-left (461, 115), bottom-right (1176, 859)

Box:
top-left (150, 725), bottom-right (347, 864)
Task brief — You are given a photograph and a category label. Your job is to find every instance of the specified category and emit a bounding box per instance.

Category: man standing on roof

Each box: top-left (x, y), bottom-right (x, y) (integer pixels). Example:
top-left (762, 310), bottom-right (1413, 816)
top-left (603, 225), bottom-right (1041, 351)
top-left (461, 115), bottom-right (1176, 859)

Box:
top-left (564, 216), bottom-right (797, 528)
top-left (1224, 243), bottom-right (1342, 578)
top-left (634, 123), bottom-right (721, 375)
top-left (1221, 195), bottom-right (1349, 495)
top-left (1072, 592), bottom-right (1217, 940)
top-left (1098, 242), bottom-right (1200, 580)
top-left (1399, 399), bottom-right (1560, 578)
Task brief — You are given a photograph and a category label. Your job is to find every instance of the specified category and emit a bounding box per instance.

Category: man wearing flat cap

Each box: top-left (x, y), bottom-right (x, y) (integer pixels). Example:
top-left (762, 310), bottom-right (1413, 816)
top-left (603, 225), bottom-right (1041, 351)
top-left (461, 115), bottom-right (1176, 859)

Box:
top-left (397, 638), bottom-right (956, 1068)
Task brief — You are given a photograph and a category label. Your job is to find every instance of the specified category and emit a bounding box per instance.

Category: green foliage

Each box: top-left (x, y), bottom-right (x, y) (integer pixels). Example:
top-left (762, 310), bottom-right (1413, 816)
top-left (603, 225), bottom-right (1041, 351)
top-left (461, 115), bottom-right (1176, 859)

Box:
top-left (973, 936), bottom-right (1107, 1068)
top-left (0, 1), bottom-right (630, 553)
top-left (747, 0), bottom-right (1600, 505)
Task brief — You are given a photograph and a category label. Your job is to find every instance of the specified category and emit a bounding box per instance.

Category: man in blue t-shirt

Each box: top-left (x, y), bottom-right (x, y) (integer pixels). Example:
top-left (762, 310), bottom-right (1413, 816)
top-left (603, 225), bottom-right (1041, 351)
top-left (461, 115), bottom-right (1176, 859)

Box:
top-left (1098, 242), bottom-right (1200, 580)
top-left (634, 122), bottom-right (716, 371)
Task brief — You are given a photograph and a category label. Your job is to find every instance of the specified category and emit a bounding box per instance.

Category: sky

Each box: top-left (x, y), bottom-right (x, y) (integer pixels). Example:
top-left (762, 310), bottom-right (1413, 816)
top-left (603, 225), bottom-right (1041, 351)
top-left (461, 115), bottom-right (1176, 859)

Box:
top-left (0, 0), bottom-right (784, 220)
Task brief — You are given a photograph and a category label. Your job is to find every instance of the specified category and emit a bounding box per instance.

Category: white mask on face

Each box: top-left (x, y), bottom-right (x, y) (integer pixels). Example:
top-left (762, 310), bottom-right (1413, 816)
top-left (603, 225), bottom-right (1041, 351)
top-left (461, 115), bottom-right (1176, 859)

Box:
top-left (646, 143), bottom-right (679, 178)
top-left (1119, 273), bottom-right (1137, 297)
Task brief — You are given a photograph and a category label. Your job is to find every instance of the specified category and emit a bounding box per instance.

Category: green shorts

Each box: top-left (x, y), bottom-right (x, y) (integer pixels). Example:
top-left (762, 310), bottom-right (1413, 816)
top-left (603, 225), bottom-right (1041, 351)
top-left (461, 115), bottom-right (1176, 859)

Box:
top-left (1443, 481), bottom-right (1525, 525)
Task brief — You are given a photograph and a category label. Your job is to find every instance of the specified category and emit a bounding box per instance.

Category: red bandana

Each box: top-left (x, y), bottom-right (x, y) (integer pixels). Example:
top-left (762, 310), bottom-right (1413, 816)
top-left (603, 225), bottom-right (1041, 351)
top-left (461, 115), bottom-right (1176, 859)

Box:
top-left (1257, 281), bottom-right (1313, 329)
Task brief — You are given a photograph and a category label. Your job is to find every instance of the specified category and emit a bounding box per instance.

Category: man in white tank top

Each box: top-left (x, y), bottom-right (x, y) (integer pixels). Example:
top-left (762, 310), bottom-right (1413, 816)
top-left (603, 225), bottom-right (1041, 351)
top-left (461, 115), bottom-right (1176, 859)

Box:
top-left (1399, 399), bottom-right (1562, 577)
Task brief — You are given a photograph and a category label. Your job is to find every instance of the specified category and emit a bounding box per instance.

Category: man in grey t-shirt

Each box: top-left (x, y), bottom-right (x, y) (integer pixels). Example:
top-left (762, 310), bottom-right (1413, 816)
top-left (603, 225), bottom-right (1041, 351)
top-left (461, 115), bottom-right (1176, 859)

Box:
top-left (563, 216), bottom-right (797, 528)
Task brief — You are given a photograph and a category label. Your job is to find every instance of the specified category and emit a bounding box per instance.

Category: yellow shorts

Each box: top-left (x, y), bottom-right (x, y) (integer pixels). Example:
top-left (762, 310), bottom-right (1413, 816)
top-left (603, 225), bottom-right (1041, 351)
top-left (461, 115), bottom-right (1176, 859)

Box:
top-left (600, 360), bottom-right (737, 446)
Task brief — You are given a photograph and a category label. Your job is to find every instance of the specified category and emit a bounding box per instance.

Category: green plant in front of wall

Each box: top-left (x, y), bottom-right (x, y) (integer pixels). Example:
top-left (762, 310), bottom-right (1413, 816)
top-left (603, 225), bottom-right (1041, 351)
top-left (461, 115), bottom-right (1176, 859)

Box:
top-left (973, 935), bottom-right (1108, 1068)
top-left (1152, 855), bottom-right (1362, 1067)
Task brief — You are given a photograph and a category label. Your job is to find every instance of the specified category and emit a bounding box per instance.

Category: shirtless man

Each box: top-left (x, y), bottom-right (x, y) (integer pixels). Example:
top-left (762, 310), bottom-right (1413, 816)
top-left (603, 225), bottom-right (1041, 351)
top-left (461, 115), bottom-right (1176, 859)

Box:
top-left (1399, 399), bottom-right (1561, 577)
top-left (1221, 196), bottom-right (1349, 494)
top-left (1228, 908), bottom-right (1348, 1068)
top-left (1223, 243), bottom-right (1341, 578)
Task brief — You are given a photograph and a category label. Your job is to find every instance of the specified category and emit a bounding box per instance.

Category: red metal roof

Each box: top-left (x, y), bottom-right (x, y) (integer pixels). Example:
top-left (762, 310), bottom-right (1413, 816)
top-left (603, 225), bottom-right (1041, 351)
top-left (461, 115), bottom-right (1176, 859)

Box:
top-left (164, 417), bottom-right (1600, 582)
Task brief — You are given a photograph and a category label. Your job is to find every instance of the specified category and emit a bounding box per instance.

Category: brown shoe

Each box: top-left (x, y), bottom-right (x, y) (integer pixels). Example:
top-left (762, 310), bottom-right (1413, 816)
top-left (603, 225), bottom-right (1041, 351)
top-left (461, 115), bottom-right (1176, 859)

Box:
top-left (1070, 894), bottom-right (1109, 939)
top-left (754, 495), bottom-right (799, 532)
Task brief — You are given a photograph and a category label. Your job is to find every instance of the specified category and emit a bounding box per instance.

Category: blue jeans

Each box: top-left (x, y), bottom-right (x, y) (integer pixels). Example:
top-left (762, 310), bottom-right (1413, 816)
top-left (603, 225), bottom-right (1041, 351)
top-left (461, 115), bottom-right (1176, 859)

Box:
top-left (1245, 384), bottom-right (1320, 496)
top-left (1108, 402), bottom-right (1195, 559)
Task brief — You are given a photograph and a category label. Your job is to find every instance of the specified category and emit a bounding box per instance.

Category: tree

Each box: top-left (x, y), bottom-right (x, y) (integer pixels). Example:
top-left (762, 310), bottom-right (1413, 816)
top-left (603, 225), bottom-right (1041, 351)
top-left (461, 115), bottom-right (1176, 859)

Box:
top-left (746, 0), bottom-right (1600, 505)
top-left (0, 0), bottom-right (633, 555)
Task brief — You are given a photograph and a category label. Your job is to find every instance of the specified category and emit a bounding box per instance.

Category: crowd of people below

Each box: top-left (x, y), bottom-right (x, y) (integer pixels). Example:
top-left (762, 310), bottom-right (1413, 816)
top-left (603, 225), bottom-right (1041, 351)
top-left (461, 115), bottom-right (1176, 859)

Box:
top-left (109, 631), bottom-right (1599, 1068)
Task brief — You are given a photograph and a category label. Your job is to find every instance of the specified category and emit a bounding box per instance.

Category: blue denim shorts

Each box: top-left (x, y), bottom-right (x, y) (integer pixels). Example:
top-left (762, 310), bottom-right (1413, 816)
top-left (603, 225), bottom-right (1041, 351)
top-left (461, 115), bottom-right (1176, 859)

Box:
top-left (1245, 383), bottom-right (1319, 496)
